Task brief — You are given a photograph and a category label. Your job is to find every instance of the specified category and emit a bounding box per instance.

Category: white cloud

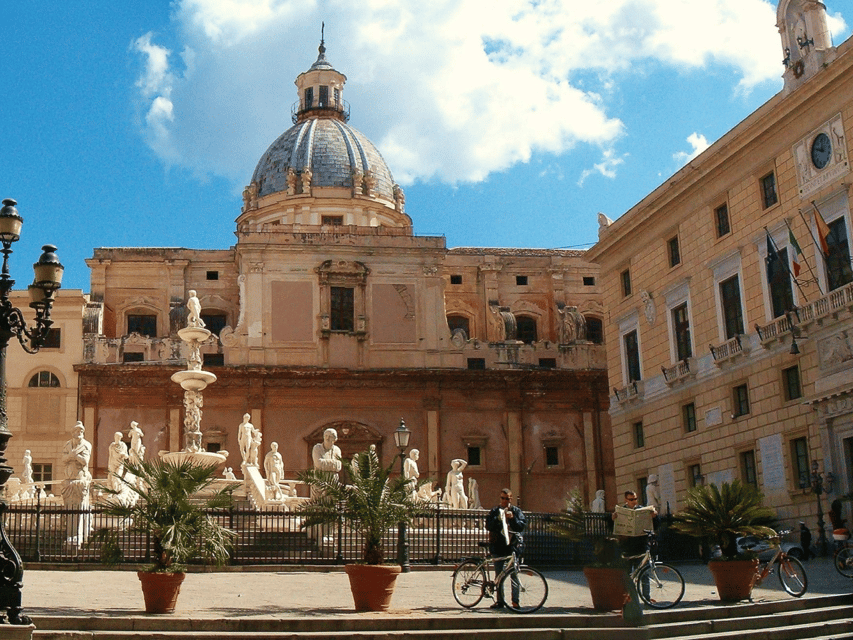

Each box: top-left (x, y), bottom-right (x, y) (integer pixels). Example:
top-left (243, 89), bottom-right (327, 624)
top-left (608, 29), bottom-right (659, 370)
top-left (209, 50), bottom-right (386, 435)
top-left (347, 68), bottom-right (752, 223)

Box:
top-left (131, 0), bottom-right (796, 187)
top-left (578, 149), bottom-right (628, 186)
top-left (673, 132), bottom-right (710, 166)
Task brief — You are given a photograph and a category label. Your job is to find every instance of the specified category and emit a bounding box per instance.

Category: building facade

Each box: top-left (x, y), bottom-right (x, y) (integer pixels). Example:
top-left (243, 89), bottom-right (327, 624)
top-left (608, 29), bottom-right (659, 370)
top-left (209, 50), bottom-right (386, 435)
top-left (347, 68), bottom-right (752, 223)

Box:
top-left (587, 0), bottom-right (853, 529)
top-left (61, 41), bottom-right (613, 512)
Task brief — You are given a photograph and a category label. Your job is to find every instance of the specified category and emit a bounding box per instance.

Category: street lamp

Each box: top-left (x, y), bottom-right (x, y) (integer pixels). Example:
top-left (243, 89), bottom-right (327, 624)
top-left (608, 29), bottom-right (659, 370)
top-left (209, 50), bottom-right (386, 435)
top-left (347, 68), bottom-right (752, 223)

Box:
top-left (0, 198), bottom-right (63, 626)
top-left (810, 460), bottom-right (835, 557)
top-left (394, 418), bottom-right (411, 573)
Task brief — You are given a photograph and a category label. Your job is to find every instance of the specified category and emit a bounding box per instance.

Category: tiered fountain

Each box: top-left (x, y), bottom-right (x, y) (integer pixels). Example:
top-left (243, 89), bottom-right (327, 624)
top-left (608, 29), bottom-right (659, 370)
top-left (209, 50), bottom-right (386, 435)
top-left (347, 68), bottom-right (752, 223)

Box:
top-left (161, 291), bottom-right (227, 467)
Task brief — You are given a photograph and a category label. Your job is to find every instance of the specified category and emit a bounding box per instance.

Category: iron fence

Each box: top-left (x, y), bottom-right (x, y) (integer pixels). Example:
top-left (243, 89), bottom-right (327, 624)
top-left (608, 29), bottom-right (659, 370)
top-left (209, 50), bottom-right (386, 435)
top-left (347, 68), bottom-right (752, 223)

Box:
top-left (4, 503), bottom-right (698, 567)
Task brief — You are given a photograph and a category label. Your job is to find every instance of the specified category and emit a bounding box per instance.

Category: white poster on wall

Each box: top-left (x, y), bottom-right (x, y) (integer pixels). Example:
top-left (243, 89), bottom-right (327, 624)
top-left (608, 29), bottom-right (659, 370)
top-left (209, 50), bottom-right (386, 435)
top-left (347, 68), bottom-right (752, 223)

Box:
top-left (759, 433), bottom-right (786, 492)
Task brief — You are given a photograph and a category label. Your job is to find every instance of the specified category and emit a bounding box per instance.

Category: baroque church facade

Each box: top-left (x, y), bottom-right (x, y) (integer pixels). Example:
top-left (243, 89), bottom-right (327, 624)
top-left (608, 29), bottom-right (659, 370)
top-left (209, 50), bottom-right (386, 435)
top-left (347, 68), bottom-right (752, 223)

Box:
top-left (17, 41), bottom-right (614, 513)
top-left (588, 0), bottom-right (853, 528)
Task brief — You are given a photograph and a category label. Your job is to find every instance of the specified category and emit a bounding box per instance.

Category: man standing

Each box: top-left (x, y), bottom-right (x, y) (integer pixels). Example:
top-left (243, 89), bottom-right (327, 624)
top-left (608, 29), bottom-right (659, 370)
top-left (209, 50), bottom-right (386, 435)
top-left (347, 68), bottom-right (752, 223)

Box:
top-left (485, 488), bottom-right (526, 609)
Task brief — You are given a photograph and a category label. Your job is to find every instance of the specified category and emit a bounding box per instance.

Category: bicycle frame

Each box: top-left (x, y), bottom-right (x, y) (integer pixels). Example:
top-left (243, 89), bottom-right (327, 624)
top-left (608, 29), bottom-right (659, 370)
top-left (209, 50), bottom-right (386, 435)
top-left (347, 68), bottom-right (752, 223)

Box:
top-left (475, 551), bottom-right (519, 590)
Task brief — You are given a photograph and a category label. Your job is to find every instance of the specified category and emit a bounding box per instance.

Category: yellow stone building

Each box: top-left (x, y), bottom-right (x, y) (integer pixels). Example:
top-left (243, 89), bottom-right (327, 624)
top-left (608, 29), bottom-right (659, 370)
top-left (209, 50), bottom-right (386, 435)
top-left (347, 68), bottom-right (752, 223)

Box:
top-left (587, 0), bottom-right (853, 535)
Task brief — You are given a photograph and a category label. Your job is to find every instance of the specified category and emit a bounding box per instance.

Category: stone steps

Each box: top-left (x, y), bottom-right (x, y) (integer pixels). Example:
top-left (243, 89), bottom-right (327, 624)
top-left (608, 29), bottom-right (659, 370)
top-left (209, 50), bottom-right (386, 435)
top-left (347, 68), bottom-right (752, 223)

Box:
top-left (28, 593), bottom-right (853, 640)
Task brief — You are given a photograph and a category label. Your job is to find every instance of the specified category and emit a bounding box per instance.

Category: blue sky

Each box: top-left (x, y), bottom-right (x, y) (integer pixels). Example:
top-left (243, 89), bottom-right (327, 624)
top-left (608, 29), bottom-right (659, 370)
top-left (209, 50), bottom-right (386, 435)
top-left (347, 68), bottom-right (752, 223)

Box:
top-left (1, 1), bottom-right (851, 291)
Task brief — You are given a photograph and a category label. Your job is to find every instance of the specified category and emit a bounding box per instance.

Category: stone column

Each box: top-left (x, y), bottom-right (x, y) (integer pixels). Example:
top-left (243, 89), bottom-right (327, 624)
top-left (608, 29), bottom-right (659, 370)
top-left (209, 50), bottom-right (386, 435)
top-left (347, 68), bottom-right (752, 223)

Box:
top-left (506, 400), bottom-right (523, 502)
top-left (423, 397), bottom-right (441, 478)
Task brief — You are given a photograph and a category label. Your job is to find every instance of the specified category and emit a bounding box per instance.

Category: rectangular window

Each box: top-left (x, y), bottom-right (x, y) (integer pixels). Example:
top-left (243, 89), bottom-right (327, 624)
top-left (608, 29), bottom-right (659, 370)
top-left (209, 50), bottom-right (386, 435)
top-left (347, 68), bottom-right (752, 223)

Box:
top-left (761, 172), bottom-right (778, 208)
top-left (127, 314), bottom-right (157, 338)
top-left (319, 85), bottom-right (329, 107)
top-left (715, 203), bottom-right (730, 237)
top-left (32, 463), bottom-right (53, 492)
top-left (450, 274), bottom-right (462, 285)
top-left (321, 215), bottom-right (343, 226)
top-left (783, 365), bottom-right (802, 401)
top-left (206, 270), bottom-right (219, 280)
top-left (668, 236), bottom-right (681, 267)
top-left (200, 313), bottom-right (227, 337)
top-left (624, 330), bottom-right (641, 382)
top-left (206, 442), bottom-right (221, 453)
top-left (719, 275), bottom-right (744, 339)
top-left (633, 421), bottom-right (645, 448)
top-left (767, 246), bottom-right (794, 318)
top-left (637, 477), bottom-right (648, 505)
top-left (334, 87), bottom-right (341, 108)
top-left (672, 302), bottom-right (692, 360)
top-left (545, 446), bottom-right (560, 467)
top-left (42, 327), bottom-right (61, 349)
top-left (688, 463), bottom-right (702, 488)
top-left (203, 353), bottom-right (224, 367)
top-left (792, 437), bottom-right (810, 489)
top-left (683, 402), bottom-right (697, 433)
top-left (733, 383), bottom-right (750, 417)
top-left (467, 446), bottom-right (481, 467)
top-left (583, 276), bottom-right (595, 286)
top-left (330, 287), bottom-right (354, 332)
top-left (826, 217), bottom-right (853, 291)
top-left (467, 358), bottom-right (486, 370)
top-left (122, 352), bottom-right (144, 363)
top-left (304, 87), bottom-right (313, 108)
top-left (741, 450), bottom-right (757, 487)
top-left (538, 358), bottom-right (556, 369)
top-left (621, 269), bottom-right (632, 297)
top-left (516, 275), bottom-right (528, 286)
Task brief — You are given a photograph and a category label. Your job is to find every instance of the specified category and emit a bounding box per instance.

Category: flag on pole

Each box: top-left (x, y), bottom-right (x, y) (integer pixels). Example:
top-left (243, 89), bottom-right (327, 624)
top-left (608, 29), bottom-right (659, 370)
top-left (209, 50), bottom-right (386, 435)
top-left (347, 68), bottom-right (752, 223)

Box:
top-left (766, 232), bottom-right (781, 282)
top-left (813, 205), bottom-right (831, 257)
top-left (788, 228), bottom-right (803, 277)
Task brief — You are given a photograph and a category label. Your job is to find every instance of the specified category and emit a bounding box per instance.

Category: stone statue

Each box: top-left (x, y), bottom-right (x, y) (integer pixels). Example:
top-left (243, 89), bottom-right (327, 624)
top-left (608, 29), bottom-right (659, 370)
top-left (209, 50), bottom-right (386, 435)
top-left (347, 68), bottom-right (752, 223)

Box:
top-left (237, 413), bottom-right (254, 465)
top-left (61, 421), bottom-right (93, 544)
top-left (21, 450), bottom-right (33, 485)
top-left (597, 212), bottom-right (613, 229)
top-left (286, 168), bottom-right (297, 195)
top-left (264, 442), bottom-right (285, 500)
top-left (186, 290), bottom-right (205, 328)
top-left (312, 428), bottom-right (342, 475)
top-left (591, 489), bottom-right (606, 513)
top-left (301, 166), bottom-right (312, 192)
top-left (558, 305), bottom-right (587, 344)
top-left (223, 467), bottom-right (237, 480)
top-left (640, 290), bottom-right (656, 326)
top-left (128, 421), bottom-right (145, 466)
top-left (363, 169), bottom-right (377, 196)
top-left (403, 449), bottom-right (420, 497)
top-left (445, 459), bottom-right (468, 509)
top-left (468, 477), bottom-right (481, 510)
top-left (646, 474), bottom-right (661, 511)
top-left (107, 432), bottom-right (129, 492)
top-left (247, 427), bottom-right (262, 467)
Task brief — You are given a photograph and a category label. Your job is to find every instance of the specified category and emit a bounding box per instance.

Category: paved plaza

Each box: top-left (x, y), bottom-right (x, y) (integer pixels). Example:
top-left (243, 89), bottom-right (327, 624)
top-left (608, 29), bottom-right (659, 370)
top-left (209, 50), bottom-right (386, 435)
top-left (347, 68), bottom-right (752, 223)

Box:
top-left (20, 556), bottom-right (853, 619)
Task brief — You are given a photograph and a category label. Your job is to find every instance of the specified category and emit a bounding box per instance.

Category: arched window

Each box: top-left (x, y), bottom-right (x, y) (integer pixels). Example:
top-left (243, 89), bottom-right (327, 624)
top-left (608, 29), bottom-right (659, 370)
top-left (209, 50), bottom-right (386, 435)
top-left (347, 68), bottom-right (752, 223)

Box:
top-left (516, 315), bottom-right (538, 344)
top-left (28, 371), bottom-right (60, 388)
top-left (200, 311), bottom-right (227, 337)
top-left (447, 315), bottom-right (470, 338)
top-left (586, 317), bottom-right (604, 344)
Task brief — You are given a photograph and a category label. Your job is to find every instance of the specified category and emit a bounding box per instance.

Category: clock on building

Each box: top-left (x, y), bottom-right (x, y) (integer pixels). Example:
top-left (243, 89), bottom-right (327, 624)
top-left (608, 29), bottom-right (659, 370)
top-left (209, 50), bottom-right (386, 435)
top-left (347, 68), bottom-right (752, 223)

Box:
top-left (811, 132), bottom-right (832, 169)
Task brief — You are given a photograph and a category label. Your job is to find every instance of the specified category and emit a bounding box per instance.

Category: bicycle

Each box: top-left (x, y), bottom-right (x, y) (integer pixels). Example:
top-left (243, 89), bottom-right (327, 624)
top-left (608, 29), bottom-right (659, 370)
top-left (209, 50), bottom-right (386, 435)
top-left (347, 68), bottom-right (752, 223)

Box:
top-left (451, 542), bottom-right (549, 613)
top-left (833, 537), bottom-right (853, 578)
top-left (623, 531), bottom-right (685, 609)
top-left (740, 528), bottom-right (808, 597)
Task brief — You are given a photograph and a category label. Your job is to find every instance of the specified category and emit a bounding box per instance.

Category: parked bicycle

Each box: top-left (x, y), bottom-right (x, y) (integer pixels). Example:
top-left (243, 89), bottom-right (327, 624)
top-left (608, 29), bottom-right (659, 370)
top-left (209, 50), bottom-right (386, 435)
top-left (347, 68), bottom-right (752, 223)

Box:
top-left (451, 542), bottom-right (548, 613)
top-left (623, 531), bottom-right (685, 609)
top-left (833, 537), bottom-right (853, 578)
top-left (740, 528), bottom-right (808, 597)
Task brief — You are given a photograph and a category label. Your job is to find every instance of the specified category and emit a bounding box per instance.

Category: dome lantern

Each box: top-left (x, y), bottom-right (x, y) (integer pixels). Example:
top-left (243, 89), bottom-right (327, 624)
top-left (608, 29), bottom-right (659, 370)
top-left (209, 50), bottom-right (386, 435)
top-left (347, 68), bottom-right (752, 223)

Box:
top-left (292, 26), bottom-right (350, 124)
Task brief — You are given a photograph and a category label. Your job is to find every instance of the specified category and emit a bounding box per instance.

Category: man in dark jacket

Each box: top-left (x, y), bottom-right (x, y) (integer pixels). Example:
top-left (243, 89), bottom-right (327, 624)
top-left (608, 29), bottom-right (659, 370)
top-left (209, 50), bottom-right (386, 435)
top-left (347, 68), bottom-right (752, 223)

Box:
top-left (485, 488), bottom-right (526, 609)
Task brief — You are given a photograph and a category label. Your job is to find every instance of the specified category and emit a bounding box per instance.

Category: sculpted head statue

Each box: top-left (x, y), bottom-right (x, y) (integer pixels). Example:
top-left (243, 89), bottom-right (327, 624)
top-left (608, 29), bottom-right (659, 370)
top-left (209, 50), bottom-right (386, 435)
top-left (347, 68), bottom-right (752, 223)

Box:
top-left (270, 442), bottom-right (279, 453)
top-left (323, 428), bottom-right (338, 447)
top-left (409, 449), bottom-right (419, 461)
top-left (243, 413), bottom-right (251, 423)
top-left (72, 421), bottom-right (85, 437)
top-left (114, 432), bottom-right (123, 443)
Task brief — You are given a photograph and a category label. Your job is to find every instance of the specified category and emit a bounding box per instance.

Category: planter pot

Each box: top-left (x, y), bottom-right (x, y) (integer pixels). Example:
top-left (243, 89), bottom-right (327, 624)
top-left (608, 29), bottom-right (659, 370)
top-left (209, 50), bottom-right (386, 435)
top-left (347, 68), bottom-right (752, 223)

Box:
top-left (344, 564), bottom-right (402, 611)
top-left (707, 558), bottom-right (758, 601)
top-left (138, 571), bottom-right (186, 614)
top-left (583, 566), bottom-right (629, 611)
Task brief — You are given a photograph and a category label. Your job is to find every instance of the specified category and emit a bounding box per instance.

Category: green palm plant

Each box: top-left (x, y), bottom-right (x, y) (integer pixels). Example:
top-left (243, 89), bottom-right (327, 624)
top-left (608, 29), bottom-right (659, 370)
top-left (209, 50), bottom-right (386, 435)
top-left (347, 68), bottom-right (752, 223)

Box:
top-left (297, 447), bottom-right (426, 565)
top-left (548, 489), bottom-right (624, 567)
top-left (672, 480), bottom-right (775, 560)
top-left (92, 458), bottom-right (236, 572)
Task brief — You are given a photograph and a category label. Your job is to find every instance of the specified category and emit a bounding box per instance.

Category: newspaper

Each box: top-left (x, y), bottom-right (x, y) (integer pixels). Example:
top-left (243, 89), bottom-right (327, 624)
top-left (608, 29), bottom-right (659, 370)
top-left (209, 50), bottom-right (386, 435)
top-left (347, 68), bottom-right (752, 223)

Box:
top-left (613, 505), bottom-right (655, 537)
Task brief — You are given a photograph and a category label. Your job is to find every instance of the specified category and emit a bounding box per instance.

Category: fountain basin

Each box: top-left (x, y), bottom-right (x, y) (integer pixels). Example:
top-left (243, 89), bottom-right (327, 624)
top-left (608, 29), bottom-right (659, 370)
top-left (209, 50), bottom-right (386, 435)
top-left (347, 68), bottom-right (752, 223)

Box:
top-left (160, 450), bottom-right (228, 467)
top-left (178, 326), bottom-right (212, 343)
top-left (171, 369), bottom-right (217, 391)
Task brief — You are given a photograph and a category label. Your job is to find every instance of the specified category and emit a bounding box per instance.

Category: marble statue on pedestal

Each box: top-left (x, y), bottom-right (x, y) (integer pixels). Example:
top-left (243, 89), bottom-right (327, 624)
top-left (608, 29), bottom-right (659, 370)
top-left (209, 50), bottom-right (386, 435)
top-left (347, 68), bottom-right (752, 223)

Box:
top-left (468, 477), bottom-right (482, 510)
top-left (128, 421), bottom-right (145, 465)
top-left (237, 413), bottom-right (255, 465)
top-left (107, 432), bottom-right (129, 491)
top-left (264, 442), bottom-right (285, 500)
top-left (186, 289), bottom-right (205, 328)
top-left (61, 421), bottom-right (92, 544)
top-left (591, 489), bottom-right (606, 513)
top-left (247, 427), bottom-right (262, 467)
top-left (445, 459), bottom-right (468, 509)
top-left (312, 428), bottom-right (342, 475)
top-left (403, 449), bottom-right (420, 498)
top-left (21, 450), bottom-right (34, 499)
top-left (646, 474), bottom-right (660, 511)
top-left (223, 467), bottom-right (237, 480)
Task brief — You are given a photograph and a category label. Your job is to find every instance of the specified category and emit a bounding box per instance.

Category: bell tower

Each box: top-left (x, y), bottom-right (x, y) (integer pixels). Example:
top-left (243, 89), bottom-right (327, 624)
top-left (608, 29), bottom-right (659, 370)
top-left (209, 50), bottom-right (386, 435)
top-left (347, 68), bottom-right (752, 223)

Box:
top-left (778, 0), bottom-right (836, 94)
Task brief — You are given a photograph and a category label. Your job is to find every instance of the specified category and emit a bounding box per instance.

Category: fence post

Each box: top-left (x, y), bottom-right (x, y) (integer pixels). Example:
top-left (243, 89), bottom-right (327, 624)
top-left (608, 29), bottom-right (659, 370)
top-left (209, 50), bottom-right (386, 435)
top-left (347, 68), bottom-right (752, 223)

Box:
top-left (433, 500), bottom-right (441, 565)
top-left (228, 506), bottom-right (236, 565)
top-left (335, 509), bottom-right (343, 563)
top-left (34, 491), bottom-right (42, 562)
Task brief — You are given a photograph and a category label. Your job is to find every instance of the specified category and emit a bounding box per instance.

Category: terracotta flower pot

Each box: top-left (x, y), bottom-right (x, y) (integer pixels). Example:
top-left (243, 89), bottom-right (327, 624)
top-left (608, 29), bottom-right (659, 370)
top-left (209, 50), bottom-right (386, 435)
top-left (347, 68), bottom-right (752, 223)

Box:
top-left (583, 566), bottom-right (629, 611)
top-left (707, 558), bottom-right (758, 601)
top-left (344, 564), bottom-right (402, 611)
top-left (137, 571), bottom-right (185, 614)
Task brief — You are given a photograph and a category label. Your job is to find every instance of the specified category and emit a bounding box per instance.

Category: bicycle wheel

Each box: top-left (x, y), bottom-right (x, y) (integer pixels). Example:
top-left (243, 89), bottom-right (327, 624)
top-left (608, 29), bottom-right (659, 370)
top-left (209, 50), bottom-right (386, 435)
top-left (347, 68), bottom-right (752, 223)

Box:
top-left (778, 556), bottom-right (808, 597)
top-left (636, 563), bottom-right (685, 609)
top-left (834, 546), bottom-right (853, 578)
top-left (500, 566), bottom-right (548, 613)
top-left (452, 560), bottom-right (487, 608)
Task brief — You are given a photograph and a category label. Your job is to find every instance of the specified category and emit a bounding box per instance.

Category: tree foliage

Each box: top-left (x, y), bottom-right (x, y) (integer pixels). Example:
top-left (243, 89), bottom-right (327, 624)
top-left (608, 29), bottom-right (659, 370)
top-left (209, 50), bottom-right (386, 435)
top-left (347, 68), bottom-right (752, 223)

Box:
top-left (672, 480), bottom-right (775, 560)
top-left (297, 447), bottom-right (427, 565)
top-left (548, 489), bottom-right (624, 567)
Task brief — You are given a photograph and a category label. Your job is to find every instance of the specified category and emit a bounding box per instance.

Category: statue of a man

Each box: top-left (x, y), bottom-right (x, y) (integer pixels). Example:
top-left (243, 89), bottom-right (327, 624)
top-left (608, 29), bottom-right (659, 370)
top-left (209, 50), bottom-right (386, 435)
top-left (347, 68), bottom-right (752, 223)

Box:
top-left (107, 432), bottom-right (129, 491)
top-left (445, 459), bottom-right (468, 509)
top-left (21, 450), bottom-right (33, 485)
top-left (264, 442), bottom-right (285, 500)
top-left (646, 474), bottom-right (661, 512)
top-left (247, 427), bottom-right (262, 467)
top-left (128, 421), bottom-right (145, 466)
top-left (312, 428), bottom-right (342, 475)
top-left (187, 289), bottom-right (205, 328)
top-left (591, 489), bottom-right (606, 513)
top-left (61, 421), bottom-right (93, 544)
top-left (237, 413), bottom-right (254, 464)
top-left (404, 449), bottom-right (420, 497)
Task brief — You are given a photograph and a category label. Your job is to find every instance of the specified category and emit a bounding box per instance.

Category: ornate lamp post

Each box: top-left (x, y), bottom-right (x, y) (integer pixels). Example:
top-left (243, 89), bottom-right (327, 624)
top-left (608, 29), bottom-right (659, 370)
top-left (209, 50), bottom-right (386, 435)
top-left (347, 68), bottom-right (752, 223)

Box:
top-left (810, 460), bottom-right (834, 557)
top-left (394, 418), bottom-right (411, 573)
top-left (0, 199), bottom-right (63, 625)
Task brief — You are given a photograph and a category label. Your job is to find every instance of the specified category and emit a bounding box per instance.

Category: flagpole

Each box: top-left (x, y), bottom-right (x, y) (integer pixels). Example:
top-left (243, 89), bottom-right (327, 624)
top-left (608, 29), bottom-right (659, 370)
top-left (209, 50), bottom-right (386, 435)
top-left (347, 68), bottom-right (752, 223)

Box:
top-left (764, 227), bottom-right (811, 304)
top-left (796, 206), bottom-right (827, 295)
top-left (784, 218), bottom-right (822, 298)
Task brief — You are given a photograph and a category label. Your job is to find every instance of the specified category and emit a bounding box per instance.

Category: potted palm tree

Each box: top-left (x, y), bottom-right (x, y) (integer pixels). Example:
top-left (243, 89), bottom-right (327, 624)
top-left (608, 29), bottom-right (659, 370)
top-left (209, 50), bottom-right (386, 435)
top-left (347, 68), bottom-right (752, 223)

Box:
top-left (672, 480), bottom-right (775, 601)
top-left (91, 458), bottom-right (236, 613)
top-left (297, 447), bottom-right (426, 611)
top-left (549, 490), bottom-right (629, 611)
